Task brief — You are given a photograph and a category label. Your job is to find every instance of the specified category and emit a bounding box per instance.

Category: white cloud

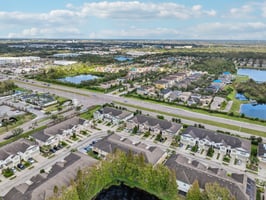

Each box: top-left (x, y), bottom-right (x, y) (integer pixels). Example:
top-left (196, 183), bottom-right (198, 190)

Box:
top-left (80, 1), bottom-right (216, 19)
top-left (262, 2), bottom-right (266, 17)
top-left (8, 27), bottom-right (81, 38)
top-left (191, 22), bottom-right (266, 39)
top-left (89, 27), bottom-right (181, 39)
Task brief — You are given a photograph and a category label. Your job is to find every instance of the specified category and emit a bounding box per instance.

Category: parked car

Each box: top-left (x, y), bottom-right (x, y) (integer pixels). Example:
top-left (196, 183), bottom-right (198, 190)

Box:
top-left (17, 163), bottom-right (25, 170)
top-left (49, 148), bottom-right (56, 153)
top-left (28, 158), bottom-right (35, 163)
top-left (11, 167), bottom-right (17, 173)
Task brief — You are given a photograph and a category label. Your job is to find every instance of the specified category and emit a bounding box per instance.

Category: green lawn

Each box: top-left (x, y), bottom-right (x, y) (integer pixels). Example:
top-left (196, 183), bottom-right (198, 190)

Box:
top-left (226, 86), bottom-right (249, 114)
top-left (114, 101), bottom-right (266, 137)
top-left (235, 75), bottom-right (249, 83)
top-left (80, 105), bottom-right (101, 120)
top-left (0, 125), bottom-right (47, 148)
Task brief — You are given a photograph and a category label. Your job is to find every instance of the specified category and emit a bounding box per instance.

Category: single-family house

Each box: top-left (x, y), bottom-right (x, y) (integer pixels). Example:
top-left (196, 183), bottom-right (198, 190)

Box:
top-left (154, 80), bottom-right (168, 89)
top-left (168, 90), bottom-right (182, 102)
top-left (178, 92), bottom-right (192, 103)
top-left (159, 89), bottom-right (172, 99)
top-left (200, 96), bottom-right (213, 106)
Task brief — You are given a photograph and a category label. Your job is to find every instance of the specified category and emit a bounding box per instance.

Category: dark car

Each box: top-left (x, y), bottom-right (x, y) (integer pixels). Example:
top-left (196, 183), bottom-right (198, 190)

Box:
top-left (49, 148), bottom-right (56, 153)
top-left (17, 163), bottom-right (25, 170)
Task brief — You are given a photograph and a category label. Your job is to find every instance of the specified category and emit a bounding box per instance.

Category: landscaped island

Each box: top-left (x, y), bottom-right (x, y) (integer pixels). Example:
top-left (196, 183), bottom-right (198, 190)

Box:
top-left (49, 151), bottom-right (236, 200)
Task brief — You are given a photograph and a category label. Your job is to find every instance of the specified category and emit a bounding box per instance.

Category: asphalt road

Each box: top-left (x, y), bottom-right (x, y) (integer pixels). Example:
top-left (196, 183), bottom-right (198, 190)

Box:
top-left (14, 79), bottom-right (266, 137)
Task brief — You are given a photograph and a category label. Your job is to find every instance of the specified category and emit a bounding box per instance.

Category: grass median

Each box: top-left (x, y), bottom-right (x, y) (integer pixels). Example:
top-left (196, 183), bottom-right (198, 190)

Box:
top-left (114, 101), bottom-right (266, 137)
top-left (122, 95), bottom-right (266, 127)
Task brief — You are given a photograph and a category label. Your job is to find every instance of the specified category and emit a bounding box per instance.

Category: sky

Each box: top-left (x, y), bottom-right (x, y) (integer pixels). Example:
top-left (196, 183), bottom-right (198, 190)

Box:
top-left (1, 0), bottom-right (266, 40)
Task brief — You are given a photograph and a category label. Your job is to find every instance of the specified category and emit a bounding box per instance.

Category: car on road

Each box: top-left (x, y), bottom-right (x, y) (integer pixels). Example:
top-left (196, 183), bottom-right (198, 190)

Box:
top-left (17, 163), bottom-right (25, 170)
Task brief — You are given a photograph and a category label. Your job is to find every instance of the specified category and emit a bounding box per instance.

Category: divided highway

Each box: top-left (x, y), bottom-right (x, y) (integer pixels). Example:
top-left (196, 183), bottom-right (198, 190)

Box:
top-left (14, 79), bottom-right (266, 138)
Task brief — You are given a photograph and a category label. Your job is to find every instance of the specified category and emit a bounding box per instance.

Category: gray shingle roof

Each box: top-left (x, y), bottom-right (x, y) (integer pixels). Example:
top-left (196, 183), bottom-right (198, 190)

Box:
top-left (183, 126), bottom-right (251, 152)
top-left (32, 117), bottom-right (85, 142)
top-left (258, 143), bottom-right (266, 157)
top-left (93, 134), bottom-right (165, 165)
top-left (3, 152), bottom-right (97, 200)
top-left (130, 114), bottom-right (181, 134)
top-left (32, 130), bottom-right (50, 142)
top-left (0, 139), bottom-right (36, 160)
top-left (101, 107), bottom-right (132, 120)
top-left (165, 154), bottom-right (255, 200)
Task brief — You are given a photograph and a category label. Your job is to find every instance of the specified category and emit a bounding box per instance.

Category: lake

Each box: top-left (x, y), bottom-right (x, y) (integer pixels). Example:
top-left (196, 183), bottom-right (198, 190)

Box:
top-left (94, 184), bottom-right (160, 200)
top-left (240, 104), bottom-right (266, 120)
top-left (58, 74), bottom-right (98, 84)
top-left (115, 56), bottom-right (133, 62)
top-left (237, 69), bottom-right (266, 82)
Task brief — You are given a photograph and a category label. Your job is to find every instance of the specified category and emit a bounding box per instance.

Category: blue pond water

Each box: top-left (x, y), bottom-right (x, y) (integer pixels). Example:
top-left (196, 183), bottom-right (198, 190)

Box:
top-left (94, 184), bottom-right (159, 200)
top-left (236, 93), bottom-right (248, 101)
top-left (58, 74), bottom-right (98, 84)
top-left (115, 56), bottom-right (133, 62)
top-left (240, 104), bottom-right (266, 120)
top-left (237, 69), bottom-right (266, 82)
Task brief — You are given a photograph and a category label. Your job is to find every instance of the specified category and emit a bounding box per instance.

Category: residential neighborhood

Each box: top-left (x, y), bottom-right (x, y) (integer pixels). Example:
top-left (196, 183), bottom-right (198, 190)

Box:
top-left (0, 38), bottom-right (266, 200)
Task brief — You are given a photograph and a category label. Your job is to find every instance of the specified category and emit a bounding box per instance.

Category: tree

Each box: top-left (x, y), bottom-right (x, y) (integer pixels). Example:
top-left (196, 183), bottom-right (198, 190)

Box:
top-left (72, 132), bottom-right (76, 139)
top-left (51, 114), bottom-right (58, 120)
top-left (132, 125), bottom-right (139, 134)
top-left (187, 180), bottom-right (201, 200)
top-left (205, 182), bottom-right (235, 200)
top-left (53, 185), bottom-right (59, 195)
top-left (12, 128), bottom-right (23, 136)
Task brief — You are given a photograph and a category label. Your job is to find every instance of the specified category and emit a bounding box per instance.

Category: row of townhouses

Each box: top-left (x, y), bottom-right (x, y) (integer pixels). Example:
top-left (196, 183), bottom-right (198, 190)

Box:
top-left (181, 126), bottom-right (251, 160)
top-left (95, 106), bottom-right (251, 161)
top-left (0, 117), bottom-right (87, 172)
top-left (0, 139), bottom-right (39, 170)
top-left (94, 106), bottom-right (182, 136)
top-left (92, 134), bottom-right (256, 200)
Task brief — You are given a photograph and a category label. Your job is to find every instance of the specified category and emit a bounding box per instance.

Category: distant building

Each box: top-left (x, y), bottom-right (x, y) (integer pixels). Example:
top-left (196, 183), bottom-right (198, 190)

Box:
top-left (0, 56), bottom-right (40, 65)
top-left (154, 80), bottom-right (168, 89)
